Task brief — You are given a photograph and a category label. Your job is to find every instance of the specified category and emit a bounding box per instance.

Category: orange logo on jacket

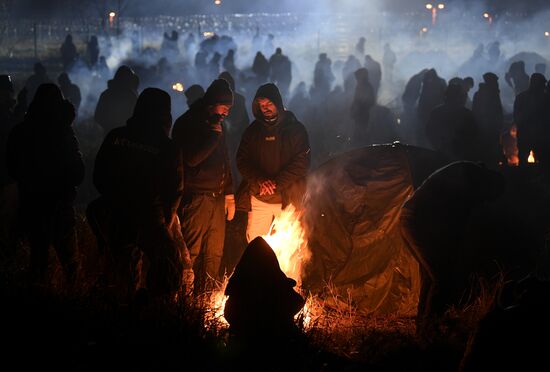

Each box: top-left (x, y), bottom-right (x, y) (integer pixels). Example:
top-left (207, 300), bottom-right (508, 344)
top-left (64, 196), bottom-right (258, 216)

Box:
top-left (265, 136), bottom-right (276, 141)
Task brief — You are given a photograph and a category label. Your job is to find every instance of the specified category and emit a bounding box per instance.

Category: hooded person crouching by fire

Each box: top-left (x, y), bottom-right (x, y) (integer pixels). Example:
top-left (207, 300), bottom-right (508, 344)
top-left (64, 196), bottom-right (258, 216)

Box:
top-left (224, 237), bottom-right (305, 341)
top-left (236, 83), bottom-right (310, 242)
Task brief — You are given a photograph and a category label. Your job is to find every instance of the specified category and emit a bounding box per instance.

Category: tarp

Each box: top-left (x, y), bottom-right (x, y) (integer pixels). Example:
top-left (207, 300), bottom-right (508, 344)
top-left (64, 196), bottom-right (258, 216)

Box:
top-left (303, 143), bottom-right (448, 315)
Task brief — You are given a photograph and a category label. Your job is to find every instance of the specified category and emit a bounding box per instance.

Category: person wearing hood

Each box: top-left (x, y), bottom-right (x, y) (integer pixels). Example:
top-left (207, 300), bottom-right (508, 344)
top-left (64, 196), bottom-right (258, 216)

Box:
top-left (224, 237), bottom-right (305, 340)
top-left (24, 62), bottom-right (52, 103)
top-left (472, 72), bottom-right (504, 168)
top-left (94, 65), bottom-right (139, 136)
top-left (426, 83), bottom-right (478, 161)
top-left (172, 79), bottom-right (235, 291)
top-left (57, 72), bottom-right (81, 113)
top-left (513, 73), bottom-right (547, 166)
top-left (236, 83), bottom-right (310, 242)
top-left (91, 88), bottom-right (188, 300)
top-left (184, 84), bottom-right (205, 109)
top-left (6, 84), bottom-right (84, 286)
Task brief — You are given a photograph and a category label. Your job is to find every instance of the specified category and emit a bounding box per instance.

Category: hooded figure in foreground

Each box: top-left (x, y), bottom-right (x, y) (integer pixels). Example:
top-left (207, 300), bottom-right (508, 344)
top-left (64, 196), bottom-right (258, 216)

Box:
top-left (224, 237), bottom-right (305, 339)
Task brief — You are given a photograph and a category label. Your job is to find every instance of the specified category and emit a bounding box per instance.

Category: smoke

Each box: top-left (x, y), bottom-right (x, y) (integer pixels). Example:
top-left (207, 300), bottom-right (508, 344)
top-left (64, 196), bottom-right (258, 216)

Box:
top-left (19, 0), bottom-right (550, 122)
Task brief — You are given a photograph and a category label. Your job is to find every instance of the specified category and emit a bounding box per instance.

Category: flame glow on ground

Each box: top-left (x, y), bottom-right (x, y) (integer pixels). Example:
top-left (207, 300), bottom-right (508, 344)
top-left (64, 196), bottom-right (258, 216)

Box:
top-left (205, 204), bottom-right (314, 329)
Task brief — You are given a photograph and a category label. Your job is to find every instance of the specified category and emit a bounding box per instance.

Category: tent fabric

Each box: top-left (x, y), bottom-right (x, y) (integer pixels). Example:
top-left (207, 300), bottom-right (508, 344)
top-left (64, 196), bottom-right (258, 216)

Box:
top-left (303, 143), bottom-right (448, 315)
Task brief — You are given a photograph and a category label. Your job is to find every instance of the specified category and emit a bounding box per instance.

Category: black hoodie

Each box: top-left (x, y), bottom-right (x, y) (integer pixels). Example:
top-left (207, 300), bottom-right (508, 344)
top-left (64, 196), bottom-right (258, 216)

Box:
top-left (236, 83), bottom-right (310, 209)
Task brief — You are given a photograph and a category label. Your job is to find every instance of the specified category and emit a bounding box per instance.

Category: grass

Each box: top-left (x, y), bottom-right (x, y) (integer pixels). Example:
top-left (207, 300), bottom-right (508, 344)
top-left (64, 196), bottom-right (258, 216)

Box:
top-left (0, 204), bottom-right (510, 371)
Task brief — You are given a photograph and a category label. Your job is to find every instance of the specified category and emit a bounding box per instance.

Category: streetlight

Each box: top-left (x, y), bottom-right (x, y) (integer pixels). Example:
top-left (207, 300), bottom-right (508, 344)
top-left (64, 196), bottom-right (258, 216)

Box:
top-left (545, 31), bottom-right (550, 37)
top-left (108, 11), bottom-right (116, 28)
top-left (483, 12), bottom-right (493, 25)
top-left (425, 3), bottom-right (445, 25)
top-left (214, 0), bottom-right (221, 5)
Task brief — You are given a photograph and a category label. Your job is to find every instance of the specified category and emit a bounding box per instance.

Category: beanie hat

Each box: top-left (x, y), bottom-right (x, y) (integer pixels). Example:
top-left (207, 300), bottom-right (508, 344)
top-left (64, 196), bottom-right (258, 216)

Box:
top-left (204, 78), bottom-right (233, 106)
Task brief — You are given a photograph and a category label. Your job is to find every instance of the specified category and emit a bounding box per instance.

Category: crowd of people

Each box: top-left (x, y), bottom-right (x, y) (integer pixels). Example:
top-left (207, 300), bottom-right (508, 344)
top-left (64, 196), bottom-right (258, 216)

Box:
top-left (1, 29), bottom-right (550, 340)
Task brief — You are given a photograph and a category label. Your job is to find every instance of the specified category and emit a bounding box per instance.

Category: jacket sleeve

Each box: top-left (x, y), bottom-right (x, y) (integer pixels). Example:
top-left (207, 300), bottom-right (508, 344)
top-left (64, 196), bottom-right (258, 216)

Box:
top-left (174, 117), bottom-right (222, 167)
top-left (274, 123), bottom-right (311, 191)
top-left (236, 125), bottom-right (264, 185)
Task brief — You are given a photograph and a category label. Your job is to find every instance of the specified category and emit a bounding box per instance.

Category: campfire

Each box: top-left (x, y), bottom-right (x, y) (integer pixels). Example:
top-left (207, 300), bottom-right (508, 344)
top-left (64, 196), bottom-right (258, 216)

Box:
top-left (205, 204), bottom-right (313, 330)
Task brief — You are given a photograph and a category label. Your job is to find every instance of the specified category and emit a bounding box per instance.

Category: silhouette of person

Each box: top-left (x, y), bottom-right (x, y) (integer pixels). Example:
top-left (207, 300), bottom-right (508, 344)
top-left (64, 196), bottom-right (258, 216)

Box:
top-left (269, 48), bottom-right (292, 98)
top-left (417, 69), bottom-right (447, 133)
top-left (24, 62), bottom-right (52, 103)
top-left (342, 55), bottom-right (361, 94)
top-left (172, 79), bottom-right (235, 292)
top-left (364, 55), bottom-right (382, 97)
top-left (426, 83), bottom-right (477, 161)
top-left (184, 84), bottom-right (205, 108)
top-left (208, 52), bottom-right (222, 82)
top-left (513, 73), bottom-right (547, 166)
top-left (473, 73), bottom-right (504, 168)
top-left (60, 34), bottom-right (78, 71)
top-left (57, 73), bottom-right (81, 113)
top-left (311, 53), bottom-right (335, 102)
top-left (351, 68), bottom-right (376, 146)
top-left (87, 35), bottom-right (100, 67)
top-left (224, 237), bottom-right (305, 339)
top-left (91, 88), bottom-right (188, 300)
top-left (94, 65), bottom-right (139, 135)
top-left (252, 51), bottom-right (270, 85)
top-left (223, 49), bottom-right (238, 78)
top-left (505, 61), bottom-right (530, 96)
top-left (6, 84), bottom-right (84, 286)
top-left (355, 36), bottom-right (366, 57)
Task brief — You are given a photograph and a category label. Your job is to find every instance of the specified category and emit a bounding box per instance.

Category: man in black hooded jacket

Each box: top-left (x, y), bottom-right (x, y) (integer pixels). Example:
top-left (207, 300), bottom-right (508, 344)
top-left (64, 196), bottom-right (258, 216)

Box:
top-left (236, 83), bottom-right (310, 242)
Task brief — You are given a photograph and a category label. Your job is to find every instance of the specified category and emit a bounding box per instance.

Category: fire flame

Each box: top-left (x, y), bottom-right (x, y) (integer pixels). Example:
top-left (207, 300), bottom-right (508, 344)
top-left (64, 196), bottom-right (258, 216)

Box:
top-left (528, 150), bottom-right (536, 164)
top-left (263, 205), bottom-right (309, 285)
top-left (206, 204), bottom-right (312, 329)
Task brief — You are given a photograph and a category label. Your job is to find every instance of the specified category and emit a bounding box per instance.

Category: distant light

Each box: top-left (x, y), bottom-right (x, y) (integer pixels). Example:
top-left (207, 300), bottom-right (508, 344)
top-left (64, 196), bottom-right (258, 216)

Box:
top-left (545, 31), bottom-right (550, 37)
top-left (437, 3), bottom-right (445, 10)
top-left (214, 0), bottom-right (221, 5)
top-left (483, 12), bottom-right (490, 19)
top-left (528, 150), bottom-right (536, 164)
top-left (172, 83), bottom-right (184, 92)
top-left (421, 27), bottom-right (429, 33)
top-left (425, 3), bottom-right (433, 10)
top-left (109, 11), bottom-right (116, 18)
top-left (203, 31), bottom-right (215, 38)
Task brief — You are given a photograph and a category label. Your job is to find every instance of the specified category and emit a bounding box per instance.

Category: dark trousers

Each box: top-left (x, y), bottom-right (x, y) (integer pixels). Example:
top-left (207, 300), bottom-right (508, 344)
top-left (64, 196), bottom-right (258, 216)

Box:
top-left (180, 193), bottom-right (225, 290)
top-left (20, 196), bottom-right (77, 285)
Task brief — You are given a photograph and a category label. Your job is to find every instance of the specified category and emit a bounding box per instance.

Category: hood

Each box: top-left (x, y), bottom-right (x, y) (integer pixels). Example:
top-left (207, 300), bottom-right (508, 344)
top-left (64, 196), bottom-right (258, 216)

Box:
top-left (252, 83), bottom-right (284, 121)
